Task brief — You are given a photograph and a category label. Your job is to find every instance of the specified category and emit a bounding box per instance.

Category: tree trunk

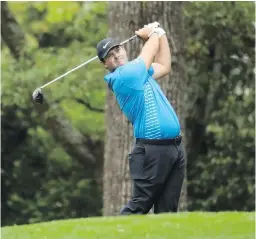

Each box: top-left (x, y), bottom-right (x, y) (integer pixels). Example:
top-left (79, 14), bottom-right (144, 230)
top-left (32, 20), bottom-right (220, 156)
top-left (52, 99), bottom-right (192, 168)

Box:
top-left (162, 2), bottom-right (187, 212)
top-left (104, 2), bottom-right (186, 216)
top-left (1, 1), bottom-right (25, 59)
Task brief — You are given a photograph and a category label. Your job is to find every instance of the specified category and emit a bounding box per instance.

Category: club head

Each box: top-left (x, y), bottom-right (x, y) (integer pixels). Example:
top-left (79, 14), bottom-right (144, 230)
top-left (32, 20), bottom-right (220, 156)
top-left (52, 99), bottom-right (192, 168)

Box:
top-left (32, 88), bottom-right (44, 104)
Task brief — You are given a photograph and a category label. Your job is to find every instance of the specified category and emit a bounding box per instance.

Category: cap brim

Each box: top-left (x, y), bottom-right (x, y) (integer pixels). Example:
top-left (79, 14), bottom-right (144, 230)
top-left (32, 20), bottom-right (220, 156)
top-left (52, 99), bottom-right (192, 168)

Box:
top-left (102, 44), bottom-right (121, 59)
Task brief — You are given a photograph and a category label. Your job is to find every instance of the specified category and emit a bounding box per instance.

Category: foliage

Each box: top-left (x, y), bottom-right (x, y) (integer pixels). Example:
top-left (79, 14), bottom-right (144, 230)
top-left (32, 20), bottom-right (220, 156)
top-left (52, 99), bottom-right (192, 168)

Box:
top-left (2, 1), bottom-right (107, 226)
top-left (3, 1), bottom-right (107, 137)
top-left (2, 212), bottom-right (255, 239)
top-left (184, 1), bottom-right (255, 211)
top-left (2, 111), bottom-right (102, 226)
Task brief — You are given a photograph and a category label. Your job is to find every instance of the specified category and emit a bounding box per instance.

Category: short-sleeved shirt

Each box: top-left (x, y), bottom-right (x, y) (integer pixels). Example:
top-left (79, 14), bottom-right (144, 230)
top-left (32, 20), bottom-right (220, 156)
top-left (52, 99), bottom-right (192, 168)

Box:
top-left (104, 57), bottom-right (180, 139)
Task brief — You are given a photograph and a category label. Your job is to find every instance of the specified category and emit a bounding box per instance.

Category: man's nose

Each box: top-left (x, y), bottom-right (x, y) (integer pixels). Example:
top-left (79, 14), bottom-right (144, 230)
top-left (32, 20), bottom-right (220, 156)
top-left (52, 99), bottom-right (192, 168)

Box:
top-left (113, 52), bottom-right (120, 59)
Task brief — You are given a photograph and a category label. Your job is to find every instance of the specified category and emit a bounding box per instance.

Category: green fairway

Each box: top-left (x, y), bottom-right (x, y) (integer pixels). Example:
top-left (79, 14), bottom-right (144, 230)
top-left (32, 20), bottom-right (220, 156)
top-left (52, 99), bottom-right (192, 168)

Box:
top-left (2, 212), bottom-right (255, 239)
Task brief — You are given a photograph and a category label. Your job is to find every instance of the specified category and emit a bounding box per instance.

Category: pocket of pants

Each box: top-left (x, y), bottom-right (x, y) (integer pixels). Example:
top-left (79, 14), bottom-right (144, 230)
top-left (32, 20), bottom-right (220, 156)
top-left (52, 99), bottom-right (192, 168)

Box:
top-left (177, 143), bottom-right (186, 172)
top-left (128, 146), bottom-right (147, 180)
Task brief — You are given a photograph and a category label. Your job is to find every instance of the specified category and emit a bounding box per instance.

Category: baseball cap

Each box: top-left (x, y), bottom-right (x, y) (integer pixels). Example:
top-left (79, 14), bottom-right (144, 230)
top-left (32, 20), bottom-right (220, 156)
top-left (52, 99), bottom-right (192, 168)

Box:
top-left (96, 38), bottom-right (121, 61)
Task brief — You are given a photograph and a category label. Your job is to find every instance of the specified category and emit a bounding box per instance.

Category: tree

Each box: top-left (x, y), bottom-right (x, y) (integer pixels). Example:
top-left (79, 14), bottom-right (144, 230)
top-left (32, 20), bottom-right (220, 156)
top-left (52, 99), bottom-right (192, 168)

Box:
top-left (103, 2), bottom-right (186, 215)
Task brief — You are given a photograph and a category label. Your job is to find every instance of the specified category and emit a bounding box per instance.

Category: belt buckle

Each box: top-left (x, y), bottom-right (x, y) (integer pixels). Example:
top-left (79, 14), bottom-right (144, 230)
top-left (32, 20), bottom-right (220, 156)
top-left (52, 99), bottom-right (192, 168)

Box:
top-left (174, 135), bottom-right (181, 146)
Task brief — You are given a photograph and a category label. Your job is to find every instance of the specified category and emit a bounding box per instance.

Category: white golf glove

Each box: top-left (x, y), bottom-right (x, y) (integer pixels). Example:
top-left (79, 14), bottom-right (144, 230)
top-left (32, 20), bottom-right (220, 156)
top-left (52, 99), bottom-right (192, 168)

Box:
top-left (144, 21), bottom-right (160, 29)
top-left (143, 22), bottom-right (166, 38)
top-left (148, 27), bottom-right (166, 38)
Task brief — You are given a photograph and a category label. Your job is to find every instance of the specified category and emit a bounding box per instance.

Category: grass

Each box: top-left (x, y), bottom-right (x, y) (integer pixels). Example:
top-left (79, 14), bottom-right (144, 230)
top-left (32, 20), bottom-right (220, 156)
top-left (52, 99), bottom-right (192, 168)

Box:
top-left (2, 212), bottom-right (255, 239)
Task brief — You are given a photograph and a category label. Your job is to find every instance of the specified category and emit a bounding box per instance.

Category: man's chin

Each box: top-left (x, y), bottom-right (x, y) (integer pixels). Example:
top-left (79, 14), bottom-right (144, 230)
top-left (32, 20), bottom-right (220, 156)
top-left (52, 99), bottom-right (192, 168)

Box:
top-left (118, 60), bottom-right (126, 66)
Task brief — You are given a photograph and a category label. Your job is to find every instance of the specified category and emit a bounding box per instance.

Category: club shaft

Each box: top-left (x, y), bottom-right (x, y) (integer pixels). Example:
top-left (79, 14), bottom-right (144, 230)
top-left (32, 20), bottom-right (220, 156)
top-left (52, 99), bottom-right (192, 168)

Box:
top-left (120, 35), bottom-right (137, 45)
top-left (41, 56), bottom-right (98, 89)
top-left (40, 35), bottom-right (138, 89)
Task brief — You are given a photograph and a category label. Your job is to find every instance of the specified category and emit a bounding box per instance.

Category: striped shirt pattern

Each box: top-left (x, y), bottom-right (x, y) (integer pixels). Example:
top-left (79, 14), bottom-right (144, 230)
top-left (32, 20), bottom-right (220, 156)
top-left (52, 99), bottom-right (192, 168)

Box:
top-left (144, 82), bottom-right (161, 139)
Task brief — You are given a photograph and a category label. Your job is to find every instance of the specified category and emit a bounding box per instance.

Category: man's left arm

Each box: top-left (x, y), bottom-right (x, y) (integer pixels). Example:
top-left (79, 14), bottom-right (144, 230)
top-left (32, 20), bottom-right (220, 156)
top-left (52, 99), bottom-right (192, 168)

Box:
top-left (152, 32), bottom-right (172, 80)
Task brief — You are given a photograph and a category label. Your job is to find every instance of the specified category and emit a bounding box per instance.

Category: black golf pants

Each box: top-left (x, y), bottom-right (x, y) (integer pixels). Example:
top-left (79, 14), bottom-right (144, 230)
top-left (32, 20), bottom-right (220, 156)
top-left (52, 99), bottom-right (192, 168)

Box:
top-left (120, 137), bottom-right (185, 215)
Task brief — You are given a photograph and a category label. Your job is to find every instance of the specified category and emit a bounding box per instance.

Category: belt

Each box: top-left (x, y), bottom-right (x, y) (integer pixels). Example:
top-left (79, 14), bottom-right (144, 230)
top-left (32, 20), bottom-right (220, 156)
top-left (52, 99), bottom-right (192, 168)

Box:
top-left (135, 135), bottom-right (182, 146)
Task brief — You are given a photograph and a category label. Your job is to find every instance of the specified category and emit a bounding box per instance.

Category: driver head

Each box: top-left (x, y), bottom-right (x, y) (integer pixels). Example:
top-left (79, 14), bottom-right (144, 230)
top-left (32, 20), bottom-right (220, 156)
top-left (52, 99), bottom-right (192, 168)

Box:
top-left (32, 88), bottom-right (44, 104)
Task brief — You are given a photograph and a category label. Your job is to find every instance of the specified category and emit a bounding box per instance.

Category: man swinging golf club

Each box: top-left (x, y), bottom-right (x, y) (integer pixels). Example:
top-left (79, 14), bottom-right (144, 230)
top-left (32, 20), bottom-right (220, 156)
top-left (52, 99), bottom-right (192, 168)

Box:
top-left (96, 22), bottom-right (185, 215)
top-left (32, 22), bottom-right (185, 215)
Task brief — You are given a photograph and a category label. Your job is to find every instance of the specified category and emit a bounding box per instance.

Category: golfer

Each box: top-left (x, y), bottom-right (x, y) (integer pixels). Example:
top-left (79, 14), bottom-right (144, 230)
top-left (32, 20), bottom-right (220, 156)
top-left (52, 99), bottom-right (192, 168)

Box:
top-left (96, 23), bottom-right (185, 214)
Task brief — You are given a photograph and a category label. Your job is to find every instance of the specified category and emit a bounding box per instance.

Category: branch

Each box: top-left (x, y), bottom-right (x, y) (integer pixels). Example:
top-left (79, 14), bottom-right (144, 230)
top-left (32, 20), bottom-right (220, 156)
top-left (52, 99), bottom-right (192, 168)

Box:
top-left (54, 96), bottom-right (104, 113)
top-left (1, 2), bottom-right (25, 59)
top-left (33, 99), bottom-right (97, 168)
top-left (74, 98), bottom-right (104, 113)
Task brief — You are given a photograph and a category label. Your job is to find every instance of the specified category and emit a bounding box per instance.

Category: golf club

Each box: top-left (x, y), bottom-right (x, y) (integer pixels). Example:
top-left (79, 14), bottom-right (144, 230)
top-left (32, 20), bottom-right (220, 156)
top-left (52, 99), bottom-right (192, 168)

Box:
top-left (32, 35), bottom-right (138, 104)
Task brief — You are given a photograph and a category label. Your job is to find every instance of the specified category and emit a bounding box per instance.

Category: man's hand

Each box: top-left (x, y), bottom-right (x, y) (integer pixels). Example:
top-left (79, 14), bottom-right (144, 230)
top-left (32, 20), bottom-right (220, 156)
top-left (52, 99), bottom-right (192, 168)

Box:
top-left (135, 22), bottom-right (164, 40)
top-left (152, 28), bottom-right (166, 38)
top-left (135, 26), bottom-right (155, 41)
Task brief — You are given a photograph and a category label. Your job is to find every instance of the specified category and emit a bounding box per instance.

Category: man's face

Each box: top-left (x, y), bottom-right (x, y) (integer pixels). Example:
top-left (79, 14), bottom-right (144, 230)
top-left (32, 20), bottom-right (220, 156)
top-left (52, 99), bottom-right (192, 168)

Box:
top-left (102, 46), bottom-right (128, 71)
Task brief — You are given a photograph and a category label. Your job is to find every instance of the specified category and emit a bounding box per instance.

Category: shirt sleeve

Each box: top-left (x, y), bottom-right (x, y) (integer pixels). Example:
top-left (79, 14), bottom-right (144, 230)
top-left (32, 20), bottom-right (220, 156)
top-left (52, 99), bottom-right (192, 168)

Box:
top-left (117, 57), bottom-right (150, 91)
top-left (148, 65), bottom-right (154, 76)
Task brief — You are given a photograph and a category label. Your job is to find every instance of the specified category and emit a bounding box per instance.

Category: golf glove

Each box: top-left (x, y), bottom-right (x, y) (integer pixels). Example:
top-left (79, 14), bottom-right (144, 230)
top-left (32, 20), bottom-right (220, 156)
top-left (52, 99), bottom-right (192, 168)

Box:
top-left (144, 22), bottom-right (160, 29)
top-left (148, 27), bottom-right (166, 38)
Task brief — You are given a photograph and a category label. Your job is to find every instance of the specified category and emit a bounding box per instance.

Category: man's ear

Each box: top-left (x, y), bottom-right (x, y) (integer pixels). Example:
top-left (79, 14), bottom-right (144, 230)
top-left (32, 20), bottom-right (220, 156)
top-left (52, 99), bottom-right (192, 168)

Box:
top-left (101, 60), bottom-right (108, 69)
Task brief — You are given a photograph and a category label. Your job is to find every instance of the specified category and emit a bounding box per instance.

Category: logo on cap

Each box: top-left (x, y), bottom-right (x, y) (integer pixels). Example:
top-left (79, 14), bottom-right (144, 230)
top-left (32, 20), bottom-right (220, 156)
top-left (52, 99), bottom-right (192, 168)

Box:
top-left (103, 41), bottom-right (110, 49)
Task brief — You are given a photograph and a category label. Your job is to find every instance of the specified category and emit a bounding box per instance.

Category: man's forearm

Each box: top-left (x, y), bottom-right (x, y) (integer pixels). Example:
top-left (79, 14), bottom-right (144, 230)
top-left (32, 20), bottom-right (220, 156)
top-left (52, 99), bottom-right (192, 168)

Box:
top-left (154, 35), bottom-right (171, 71)
top-left (139, 33), bottom-right (160, 69)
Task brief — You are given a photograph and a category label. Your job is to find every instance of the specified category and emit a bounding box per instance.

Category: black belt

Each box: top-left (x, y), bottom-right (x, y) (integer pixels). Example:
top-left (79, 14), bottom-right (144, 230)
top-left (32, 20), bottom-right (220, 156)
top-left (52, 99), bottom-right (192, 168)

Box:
top-left (136, 135), bottom-right (182, 146)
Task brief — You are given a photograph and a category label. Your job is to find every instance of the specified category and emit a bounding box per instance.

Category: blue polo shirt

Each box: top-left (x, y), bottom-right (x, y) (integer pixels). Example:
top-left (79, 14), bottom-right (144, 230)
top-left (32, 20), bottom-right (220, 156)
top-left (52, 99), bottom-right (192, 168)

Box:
top-left (104, 57), bottom-right (180, 139)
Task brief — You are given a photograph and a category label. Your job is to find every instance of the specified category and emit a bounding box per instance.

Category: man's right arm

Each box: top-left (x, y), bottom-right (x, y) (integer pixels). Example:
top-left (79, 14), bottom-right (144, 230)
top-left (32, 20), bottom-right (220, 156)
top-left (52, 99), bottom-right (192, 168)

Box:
top-left (135, 28), bottom-right (160, 70)
top-left (152, 34), bottom-right (171, 79)
top-left (113, 27), bottom-right (160, 91)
